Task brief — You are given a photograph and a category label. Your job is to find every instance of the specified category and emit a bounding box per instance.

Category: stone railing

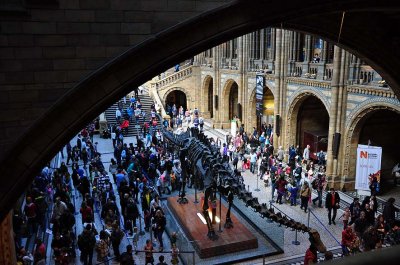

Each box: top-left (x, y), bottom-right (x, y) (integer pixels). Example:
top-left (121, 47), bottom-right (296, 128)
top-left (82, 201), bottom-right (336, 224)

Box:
top-left (347, 85), bottom-right (397, 99)
top-left (151, 66), bottom-right (193, 90)
top-left (286, 77), bottom-right (331, 89)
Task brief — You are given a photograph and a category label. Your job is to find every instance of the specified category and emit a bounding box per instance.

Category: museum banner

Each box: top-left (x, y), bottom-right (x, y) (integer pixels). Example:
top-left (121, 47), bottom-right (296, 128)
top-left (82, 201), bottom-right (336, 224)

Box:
top-left (256, 75), bottom-right (264, 117)
top-left (355, 144), bottom-right (382, 191)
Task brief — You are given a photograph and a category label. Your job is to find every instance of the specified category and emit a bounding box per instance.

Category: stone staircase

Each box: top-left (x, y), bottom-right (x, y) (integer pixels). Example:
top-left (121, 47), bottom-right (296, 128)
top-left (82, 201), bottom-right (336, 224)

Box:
top-left (104, 90), bottom-right (161, 137)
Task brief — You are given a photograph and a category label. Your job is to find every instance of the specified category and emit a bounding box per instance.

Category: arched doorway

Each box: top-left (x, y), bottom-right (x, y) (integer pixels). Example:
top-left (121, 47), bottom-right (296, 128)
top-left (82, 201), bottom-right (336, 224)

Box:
top-left (349, 109), bottom-right (400, 188)
top-left (256, 87), bottom-right (274, 131)
top-left (166, 90), bottom-right (187, 111)
top-left (207, 79), bottom-right (214, 118)
top-left (296, 95), bottom-right (329, 160)
top-left (228, 82), bottom-right (239, 120)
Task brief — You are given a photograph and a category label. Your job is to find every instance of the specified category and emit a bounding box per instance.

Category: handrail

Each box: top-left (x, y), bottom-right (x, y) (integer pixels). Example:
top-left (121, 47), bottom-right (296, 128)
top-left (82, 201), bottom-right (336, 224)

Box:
top-left (308, 208), bottom-right (341, 246)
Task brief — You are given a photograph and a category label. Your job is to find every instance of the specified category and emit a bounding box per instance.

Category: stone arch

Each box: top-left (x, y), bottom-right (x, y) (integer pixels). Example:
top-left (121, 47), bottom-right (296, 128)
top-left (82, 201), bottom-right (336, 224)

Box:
top-left (221, 79), bottom-right (239, 123)
top-left (342, 98), bottom-right (400, 185)
top-left (162, 87), bottom-right (192, 109)
top-left (202, 75), bottom-right (214, 118)
top-left (286, 90), bottom-right (330, 148)
top-left (248, 84), bottom-right (276, 130)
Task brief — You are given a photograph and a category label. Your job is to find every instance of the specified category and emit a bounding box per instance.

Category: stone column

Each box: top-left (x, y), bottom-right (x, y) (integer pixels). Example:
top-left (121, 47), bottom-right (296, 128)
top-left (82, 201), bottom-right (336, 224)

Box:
top-left (213, 45), bottom-right (221, 124)
top-left (337, 50), bottom-right (350, 187)
top-left (321, 41), bottom-right (328, 62)
top-left (280, 30), bottom-right (289, 150)
top-left (273, 28), bottom-right (282, 150)
top-left (0, 212), bottom-right (17, 265)
top-left (326, 45), bottom-right (342, 189)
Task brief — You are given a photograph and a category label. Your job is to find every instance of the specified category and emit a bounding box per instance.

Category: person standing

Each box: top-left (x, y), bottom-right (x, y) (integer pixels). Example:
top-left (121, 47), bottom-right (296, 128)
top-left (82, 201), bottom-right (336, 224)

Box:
top-left (250, 151), bottom-right (257, 174)
top-left (153, 210), bottom-right (166, 252)
top-left (383, 197), bottom-right (400, 229)
top-left (325, 187), bottom-right (340, 225)
top-left (300, 182), bottom-right (311, 213)
top-left (144, 239), bottom-right (154, 265)
top-left (312, 173), bottom-right (326, 208)
top-left (120, 245), bottom-right (135, 265)
top-left (111, 224), bottom-right (125, 261)
top-left (78, 224), bottom-right (96, 265)
top-left (304, 244), bottom-right (318, 265)
top-left (303, 145), bottom-right (310, 163)
top-left (96, 230), bottom-right (110, 264)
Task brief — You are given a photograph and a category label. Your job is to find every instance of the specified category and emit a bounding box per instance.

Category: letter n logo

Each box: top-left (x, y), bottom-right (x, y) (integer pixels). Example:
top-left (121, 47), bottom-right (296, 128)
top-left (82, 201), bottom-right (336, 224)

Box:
top-left (360, 151), bottom-right (368, 159)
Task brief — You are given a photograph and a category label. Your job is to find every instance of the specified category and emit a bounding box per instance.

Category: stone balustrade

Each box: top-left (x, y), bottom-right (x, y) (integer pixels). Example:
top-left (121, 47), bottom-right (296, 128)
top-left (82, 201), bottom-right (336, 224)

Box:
top-left (347, 85), bottom-right (397, 99)
top-left (151, 66), bottom-right (193, 90)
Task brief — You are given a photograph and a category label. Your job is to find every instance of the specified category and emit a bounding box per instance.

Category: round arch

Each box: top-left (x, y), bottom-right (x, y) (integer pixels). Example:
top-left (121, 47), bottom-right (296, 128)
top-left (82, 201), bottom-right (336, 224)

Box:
top-left (221, 79), bottom-right (239, 123)
top-left (162, 87), bottom-right (191, 111)
top-left (248, 84), bottom-right (276, 131)
top-left (202, 75), bottom-right (214, 118)
top-left (286, 90), bottom-right (330, 147)
top-left (1, 0), bottom-right (400, 220)
top-left (342, 100), bottom-right (400, 187)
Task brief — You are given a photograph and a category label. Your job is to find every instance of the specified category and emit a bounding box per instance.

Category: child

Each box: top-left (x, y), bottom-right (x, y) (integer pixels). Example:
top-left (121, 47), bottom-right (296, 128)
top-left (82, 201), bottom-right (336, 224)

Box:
top-left (171, 243), bottom-right (179, 265)
top-left (341, 207), bottom-right (351, 229)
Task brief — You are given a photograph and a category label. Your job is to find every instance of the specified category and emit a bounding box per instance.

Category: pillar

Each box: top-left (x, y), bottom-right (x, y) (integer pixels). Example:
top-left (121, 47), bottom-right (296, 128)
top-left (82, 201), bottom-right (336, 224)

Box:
top-left (326, 45), bottom-right (342, 189)
top-left (273, 28), bottom-right (282, 149)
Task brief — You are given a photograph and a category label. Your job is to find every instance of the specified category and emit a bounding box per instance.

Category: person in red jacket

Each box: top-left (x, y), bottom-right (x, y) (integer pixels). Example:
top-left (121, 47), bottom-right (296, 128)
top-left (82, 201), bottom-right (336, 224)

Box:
top-left (304, 244), bottom-right (318, 265)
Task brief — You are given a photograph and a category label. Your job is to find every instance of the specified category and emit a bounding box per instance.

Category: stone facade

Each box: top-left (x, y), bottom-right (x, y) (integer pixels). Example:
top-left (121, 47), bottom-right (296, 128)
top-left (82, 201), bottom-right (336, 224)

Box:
top-left (153, 29), bottom-right (400, 190)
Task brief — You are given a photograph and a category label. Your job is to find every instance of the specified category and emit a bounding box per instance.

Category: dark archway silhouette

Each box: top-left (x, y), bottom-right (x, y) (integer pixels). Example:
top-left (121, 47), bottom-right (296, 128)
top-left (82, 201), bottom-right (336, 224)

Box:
top-left (208, 81), bottom-right (214, 118)
top-left (166, 90), bottom-right (188, 112)
top-left (1, 0), bottom-right (400, 221)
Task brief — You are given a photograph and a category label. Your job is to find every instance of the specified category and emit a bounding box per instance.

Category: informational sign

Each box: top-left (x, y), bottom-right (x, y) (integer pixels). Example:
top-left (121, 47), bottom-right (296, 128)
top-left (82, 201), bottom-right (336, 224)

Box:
top-left (355, 144), bottom-right (382, 191)
top-left (256, 74), bottom-right (264, 116)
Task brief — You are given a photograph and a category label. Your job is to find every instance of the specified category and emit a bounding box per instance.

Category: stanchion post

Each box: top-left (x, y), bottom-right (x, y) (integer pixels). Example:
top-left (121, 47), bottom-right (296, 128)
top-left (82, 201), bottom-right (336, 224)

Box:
top-left (255, 175), bottom-right (260, 191)
top-left (292, 229), bottom-right (300, 245)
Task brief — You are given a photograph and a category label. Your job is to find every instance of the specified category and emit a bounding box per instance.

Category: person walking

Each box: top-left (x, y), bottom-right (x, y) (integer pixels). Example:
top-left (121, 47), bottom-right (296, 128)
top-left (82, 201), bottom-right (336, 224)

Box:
top-left (153, 210), bottom-right (167, 252)
top-left (325, 187), bottom-right (340, 225)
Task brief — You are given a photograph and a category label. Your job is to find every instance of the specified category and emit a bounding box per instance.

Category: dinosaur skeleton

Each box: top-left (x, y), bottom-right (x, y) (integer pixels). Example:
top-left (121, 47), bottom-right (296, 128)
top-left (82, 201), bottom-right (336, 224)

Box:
top-left (159, 117), bottom-right (327, 248)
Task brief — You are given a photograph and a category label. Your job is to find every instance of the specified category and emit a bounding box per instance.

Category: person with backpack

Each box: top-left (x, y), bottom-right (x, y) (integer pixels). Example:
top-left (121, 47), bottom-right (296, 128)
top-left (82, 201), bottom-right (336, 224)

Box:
top-left (78, 224), bottom-right (96, 265)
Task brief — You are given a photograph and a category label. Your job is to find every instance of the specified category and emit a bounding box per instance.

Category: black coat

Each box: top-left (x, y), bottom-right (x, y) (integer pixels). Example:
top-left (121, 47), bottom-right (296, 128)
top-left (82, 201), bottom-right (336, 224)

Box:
top-left (325, 191), bottom-right (340, 209)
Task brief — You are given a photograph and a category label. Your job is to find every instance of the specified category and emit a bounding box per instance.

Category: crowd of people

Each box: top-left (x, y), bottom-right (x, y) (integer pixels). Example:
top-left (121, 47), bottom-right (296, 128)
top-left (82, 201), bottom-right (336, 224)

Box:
top-left (12, 97), bottom-right (400, 265)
